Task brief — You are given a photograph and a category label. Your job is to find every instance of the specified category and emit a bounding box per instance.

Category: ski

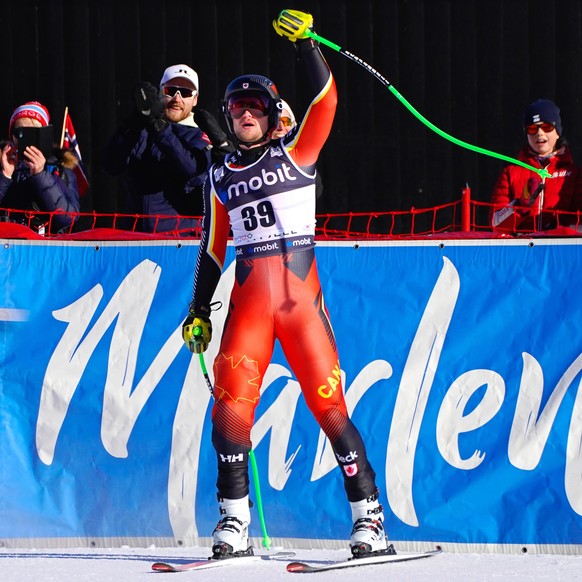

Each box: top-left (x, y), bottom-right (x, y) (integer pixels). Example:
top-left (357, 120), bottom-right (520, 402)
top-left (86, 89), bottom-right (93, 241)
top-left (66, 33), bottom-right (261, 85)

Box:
top-left (152, 550), bottom-right (295, 573)
top-left (286, 548), bottom-right (442, 573)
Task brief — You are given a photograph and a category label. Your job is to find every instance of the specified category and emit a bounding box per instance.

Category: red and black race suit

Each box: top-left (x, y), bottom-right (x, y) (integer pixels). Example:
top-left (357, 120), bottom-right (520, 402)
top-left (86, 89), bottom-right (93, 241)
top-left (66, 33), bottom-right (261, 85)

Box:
top-left (191, 41), bottom-right (378, 502)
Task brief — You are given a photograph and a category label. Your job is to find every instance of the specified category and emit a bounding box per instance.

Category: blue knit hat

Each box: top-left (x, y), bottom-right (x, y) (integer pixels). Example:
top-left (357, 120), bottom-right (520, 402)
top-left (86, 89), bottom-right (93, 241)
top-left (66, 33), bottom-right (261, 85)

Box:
top-left (522, 99), bottom-right (562, 135)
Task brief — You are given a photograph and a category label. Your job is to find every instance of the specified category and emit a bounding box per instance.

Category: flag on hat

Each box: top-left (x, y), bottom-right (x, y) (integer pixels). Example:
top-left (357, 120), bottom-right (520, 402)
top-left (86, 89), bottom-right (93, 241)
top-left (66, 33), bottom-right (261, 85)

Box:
top-left (61, 108), bottom-right (89, 196)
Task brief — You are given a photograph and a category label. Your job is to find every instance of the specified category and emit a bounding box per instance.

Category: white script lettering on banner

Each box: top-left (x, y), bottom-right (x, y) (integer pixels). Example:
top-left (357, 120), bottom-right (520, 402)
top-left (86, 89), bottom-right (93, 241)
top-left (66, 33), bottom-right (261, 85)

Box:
top-left (34, 256), bottom-right (582, 539)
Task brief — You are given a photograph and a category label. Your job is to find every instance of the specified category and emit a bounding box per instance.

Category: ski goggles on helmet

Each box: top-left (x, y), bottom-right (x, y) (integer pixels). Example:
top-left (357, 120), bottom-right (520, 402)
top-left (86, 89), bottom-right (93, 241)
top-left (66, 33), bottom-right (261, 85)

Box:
top-left (162, 85), bottom-right (197, 99)
top-left (280, 116), bottom-right (294, 127)
top-left (227, 94), bottom-right (270, 119)
top-left (525, 122), bottom-right (556, 135)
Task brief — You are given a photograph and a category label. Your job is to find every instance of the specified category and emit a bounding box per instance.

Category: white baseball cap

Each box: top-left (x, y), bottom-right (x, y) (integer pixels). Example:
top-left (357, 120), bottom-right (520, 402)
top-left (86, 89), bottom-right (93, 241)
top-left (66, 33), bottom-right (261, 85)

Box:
top-left (160, 64), bottom-right (199, 91)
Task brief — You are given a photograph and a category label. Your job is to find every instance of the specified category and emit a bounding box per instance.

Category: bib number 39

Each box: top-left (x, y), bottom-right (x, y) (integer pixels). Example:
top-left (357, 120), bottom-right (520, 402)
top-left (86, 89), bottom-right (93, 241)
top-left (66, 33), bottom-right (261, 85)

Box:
top-left (241, 200), bottom-right (276, 231)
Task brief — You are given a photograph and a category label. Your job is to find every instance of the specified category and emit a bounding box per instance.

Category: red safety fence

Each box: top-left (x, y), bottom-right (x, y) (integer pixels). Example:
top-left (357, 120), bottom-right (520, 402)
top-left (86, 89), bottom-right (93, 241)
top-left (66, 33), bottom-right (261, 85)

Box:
top-left (2, 187), bottom-right (582, 241)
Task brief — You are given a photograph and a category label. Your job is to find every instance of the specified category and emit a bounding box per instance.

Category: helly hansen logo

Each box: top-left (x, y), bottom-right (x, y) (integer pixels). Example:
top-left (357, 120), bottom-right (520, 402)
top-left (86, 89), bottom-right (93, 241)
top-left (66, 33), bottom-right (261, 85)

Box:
top-left (220, 453), bottom-right (244, 463)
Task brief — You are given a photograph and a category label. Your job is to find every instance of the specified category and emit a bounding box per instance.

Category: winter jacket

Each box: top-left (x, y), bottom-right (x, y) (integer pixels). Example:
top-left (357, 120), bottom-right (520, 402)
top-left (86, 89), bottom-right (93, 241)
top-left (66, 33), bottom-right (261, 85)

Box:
top-left (101, 120), bottom-right (211, 234)
top-left (0, 148), bottom-right (80, 233)
top-left (491, 145), bottom-right (582, 232)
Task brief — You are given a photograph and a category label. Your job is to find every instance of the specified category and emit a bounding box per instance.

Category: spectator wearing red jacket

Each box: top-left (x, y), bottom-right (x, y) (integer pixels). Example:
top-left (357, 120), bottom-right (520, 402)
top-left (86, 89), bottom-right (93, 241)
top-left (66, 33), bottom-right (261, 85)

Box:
top-left (491, 99), bottom-right (582, 232)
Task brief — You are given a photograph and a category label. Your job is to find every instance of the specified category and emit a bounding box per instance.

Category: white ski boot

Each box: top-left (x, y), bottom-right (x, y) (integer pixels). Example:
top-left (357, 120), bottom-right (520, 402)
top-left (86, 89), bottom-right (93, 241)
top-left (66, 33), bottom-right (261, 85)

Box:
top-left (212, 496), bottom-right (253, 558)
top-left (349, 490), bottom-right (394, 557)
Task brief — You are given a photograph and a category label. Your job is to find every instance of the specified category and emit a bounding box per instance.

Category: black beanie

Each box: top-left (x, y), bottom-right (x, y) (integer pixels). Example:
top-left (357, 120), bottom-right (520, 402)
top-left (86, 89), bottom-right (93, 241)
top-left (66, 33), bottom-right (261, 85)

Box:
top-left (522, 99), bottom-right (562, 135)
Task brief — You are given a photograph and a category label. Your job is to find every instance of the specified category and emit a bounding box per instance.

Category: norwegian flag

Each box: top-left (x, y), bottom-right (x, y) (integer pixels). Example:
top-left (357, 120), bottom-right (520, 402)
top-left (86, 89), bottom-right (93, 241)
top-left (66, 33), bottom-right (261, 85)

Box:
top-left (61, 108), bottom-right (89, 196)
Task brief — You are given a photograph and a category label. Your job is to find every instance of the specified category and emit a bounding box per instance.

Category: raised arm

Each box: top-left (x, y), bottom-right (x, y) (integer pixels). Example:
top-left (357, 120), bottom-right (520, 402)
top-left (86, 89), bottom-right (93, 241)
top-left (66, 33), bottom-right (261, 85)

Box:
top-left (273, 10), bottom-right (337, 168)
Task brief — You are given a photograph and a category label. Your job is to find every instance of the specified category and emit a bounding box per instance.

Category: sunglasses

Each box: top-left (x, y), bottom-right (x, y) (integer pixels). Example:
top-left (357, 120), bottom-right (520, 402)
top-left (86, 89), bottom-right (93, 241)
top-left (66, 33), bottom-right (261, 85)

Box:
top-left (280, 116), bottom-right (294, 127)
top-left (162, 85), bottom-right (197, 99)
top-left (525, 122), bottom-right (556, 135)
top-left (227, 95), bottom-right (269, 119)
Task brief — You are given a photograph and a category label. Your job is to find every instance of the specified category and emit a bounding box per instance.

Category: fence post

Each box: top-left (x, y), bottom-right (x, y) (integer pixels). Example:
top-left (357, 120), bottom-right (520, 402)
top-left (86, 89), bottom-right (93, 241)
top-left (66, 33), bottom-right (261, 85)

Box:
top-left (462, 183), bottom-right (471, 232)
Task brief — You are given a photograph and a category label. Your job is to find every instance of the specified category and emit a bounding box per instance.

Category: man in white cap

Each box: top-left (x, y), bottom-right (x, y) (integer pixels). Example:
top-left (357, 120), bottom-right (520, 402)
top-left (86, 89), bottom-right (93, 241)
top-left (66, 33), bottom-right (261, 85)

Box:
top-left (159, 64), bottom-right (200, 125)
top-left (160, 65), bottom-right (234, 164)
top-left (101, 63), bottom-right (212, 234)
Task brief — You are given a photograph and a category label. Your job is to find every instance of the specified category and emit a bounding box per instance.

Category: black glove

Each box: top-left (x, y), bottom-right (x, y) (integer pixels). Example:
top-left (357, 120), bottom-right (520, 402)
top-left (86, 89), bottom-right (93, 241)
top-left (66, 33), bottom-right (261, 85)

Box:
top-left (196, 109), bottom-right (235, 163)
top-left (120, 81), bottom-right (165, 132)
top-left (196, 109), bottom-right (230, 146)
top-left (132, 82), bottom-right (164, 121)
top-left (131, 81), bottom-right (169, 133)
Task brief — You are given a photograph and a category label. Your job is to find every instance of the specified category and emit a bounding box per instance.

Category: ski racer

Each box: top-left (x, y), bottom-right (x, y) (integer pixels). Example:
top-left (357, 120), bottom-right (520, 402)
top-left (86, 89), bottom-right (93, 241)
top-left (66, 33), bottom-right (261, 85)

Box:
top-left (182, 9), bottom-right (393, 560)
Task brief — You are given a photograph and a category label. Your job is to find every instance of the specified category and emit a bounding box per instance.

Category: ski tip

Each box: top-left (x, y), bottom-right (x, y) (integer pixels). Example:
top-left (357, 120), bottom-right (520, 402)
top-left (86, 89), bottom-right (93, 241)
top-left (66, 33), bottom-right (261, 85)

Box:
top-left (151, 562), bottom-right (175, 572)
top-left (286, 561), bottom-right (309, 573)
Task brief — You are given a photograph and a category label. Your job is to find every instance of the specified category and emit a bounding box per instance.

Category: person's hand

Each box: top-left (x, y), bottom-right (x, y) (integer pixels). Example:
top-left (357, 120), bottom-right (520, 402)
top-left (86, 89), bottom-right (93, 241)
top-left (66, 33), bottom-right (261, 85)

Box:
top-left (182, 310), bottom-right (212, 354)
top-left (1, 142), bottom-right (17, 179)
top-left (272, 9), bottom-right (314, 42)
top-left (132, 82), bottom-right (164, 123)
top-left (196, 109), bottom-right (230, 146)
top-left (515, 177), bottom-right (545, 215)
top-left (21, 145), bottom-right (46, 175)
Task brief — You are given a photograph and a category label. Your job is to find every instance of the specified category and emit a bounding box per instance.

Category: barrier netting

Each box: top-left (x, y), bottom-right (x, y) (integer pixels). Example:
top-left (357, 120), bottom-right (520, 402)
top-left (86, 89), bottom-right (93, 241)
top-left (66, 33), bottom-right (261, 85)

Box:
top-left (2, 190), bottom-right (582, 241)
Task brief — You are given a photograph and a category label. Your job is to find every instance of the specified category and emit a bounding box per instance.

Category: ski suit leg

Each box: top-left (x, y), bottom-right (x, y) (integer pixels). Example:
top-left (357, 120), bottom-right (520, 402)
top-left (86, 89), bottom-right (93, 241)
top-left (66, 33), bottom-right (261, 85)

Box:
top-left (211, 259), bottom-right (276, 500)
top-left (273, 250), bottom-right (379, 502)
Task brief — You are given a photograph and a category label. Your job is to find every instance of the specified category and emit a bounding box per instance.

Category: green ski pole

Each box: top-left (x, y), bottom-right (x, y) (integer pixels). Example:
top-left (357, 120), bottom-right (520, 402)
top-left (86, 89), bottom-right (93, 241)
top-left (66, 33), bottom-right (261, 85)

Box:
top-left (275, 10), bottom-right (549, 179)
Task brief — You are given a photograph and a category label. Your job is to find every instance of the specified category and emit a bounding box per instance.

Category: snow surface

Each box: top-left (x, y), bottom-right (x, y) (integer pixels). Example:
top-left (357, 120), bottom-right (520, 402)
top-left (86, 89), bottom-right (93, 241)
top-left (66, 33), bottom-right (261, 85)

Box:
top-left (1, 545), bottom-right (582, 581)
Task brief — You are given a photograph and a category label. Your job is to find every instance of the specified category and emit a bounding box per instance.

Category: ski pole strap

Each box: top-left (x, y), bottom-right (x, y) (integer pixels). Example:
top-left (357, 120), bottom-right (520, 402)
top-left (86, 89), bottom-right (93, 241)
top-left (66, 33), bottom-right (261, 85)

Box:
top-left (306, 30), bottom-right (550, 180)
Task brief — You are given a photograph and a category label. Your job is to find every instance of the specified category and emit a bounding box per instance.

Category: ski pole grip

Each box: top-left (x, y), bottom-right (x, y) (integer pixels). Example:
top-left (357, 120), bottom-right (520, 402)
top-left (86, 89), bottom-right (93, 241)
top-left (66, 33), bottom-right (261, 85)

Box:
top-left (273, 9), bottom-right (313, 41)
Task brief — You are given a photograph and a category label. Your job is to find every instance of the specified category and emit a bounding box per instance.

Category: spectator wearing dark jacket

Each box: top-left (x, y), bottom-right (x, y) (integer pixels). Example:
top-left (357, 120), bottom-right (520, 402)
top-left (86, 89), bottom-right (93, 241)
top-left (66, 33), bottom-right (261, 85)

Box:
top-left (101, 64), bottom-right (212, 234)
top-left (0, 101), bottom-right (80, 234)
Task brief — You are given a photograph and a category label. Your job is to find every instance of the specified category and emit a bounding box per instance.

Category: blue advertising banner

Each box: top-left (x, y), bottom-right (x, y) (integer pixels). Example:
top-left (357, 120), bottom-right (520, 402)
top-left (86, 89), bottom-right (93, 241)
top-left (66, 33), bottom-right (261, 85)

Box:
top-left (1, 238), bottom-right (582, 550)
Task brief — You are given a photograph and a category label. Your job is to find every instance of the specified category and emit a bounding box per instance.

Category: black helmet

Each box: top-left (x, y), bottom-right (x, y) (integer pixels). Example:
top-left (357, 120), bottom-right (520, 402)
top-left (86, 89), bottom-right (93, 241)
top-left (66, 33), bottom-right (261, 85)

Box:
top-left (221, 74), bottom-right (282, 136)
